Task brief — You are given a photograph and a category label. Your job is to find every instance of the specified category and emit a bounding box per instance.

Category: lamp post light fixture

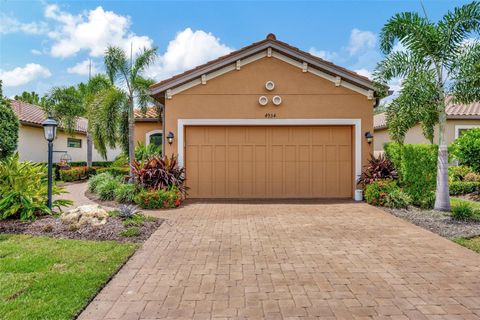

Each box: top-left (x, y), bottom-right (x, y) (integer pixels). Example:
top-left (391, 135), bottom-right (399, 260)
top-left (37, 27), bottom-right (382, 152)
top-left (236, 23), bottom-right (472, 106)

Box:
top-left (167, 131), bottom-right (175, 145)
top-left (42, 116), bottom-right (58, 210)
top-left (364, 131), bottom-right (374, 144)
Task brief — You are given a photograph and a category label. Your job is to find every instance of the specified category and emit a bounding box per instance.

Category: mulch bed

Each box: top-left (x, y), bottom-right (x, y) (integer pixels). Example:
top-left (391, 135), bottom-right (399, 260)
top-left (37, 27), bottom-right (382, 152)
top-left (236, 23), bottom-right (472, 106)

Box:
top-left (383, 206), bottom-right (480, 239)
top-left (0, 215), bottom-right (163, 243)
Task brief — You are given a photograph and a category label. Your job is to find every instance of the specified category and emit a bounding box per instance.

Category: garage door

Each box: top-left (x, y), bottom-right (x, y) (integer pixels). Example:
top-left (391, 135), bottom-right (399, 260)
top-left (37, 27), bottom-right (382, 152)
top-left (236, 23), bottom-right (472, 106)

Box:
top-left (185, 126), bottom-right (353, 198)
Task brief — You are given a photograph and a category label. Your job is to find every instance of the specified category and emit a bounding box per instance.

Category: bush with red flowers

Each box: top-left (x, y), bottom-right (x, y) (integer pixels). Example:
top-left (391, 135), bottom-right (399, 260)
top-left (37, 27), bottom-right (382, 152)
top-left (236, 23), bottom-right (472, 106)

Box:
top-left (134, 187), bottom-right (183, 209)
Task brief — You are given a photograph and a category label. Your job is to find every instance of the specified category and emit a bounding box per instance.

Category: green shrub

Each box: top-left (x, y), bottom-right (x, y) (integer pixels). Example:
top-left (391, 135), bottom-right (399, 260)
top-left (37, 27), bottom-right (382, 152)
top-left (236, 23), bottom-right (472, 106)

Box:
top-left (449, 181), bottom-right (480, 195)
top-left (114, 183), bottom-right (139, 203)
top-left (448, 165), bottom-right (473, 182)
top-left (0, 89), bottom-right (19, 159)
top-left (465, 172), bottom-right (480, 182)
top-left (96, 178), bottom-right (121, 201)
top-left (451, 203), bottom-right (474, 220)
top-left (450, 128), bottom-right (480, 172)
top-left (134, 187), bottom-right (183, 209)
top-left (0, 154), bottom-right (72, 220)
top-left (88, 172), bottom-right (114, 193)
top-left (91, 161), bottom-right (113, 167)
top-left (96, 166), bottom-right (129, 177)
top-left (112, 154), bottom-right (128, 167)
top-left (59, 166), bottom-right (96, 182)
top-left (120, 227), bottom-right (141, 237)
top-left (364, 179), bottom-right (410, 208)
top-left (135, 142), bottom-right (161, 162)
top-left (384, 143), bottom-right (437, 208)
top-left (417, 191), bottom-right (436, 209)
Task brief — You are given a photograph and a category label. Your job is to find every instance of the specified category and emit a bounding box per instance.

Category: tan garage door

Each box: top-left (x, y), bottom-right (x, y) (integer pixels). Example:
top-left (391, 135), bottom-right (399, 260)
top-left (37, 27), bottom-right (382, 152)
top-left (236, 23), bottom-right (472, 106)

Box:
top-left (185, 126), bottom-right (353, 198)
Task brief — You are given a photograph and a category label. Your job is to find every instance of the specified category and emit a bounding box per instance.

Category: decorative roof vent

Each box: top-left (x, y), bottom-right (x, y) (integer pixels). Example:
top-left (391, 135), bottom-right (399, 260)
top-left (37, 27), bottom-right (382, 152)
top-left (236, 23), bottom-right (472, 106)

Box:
top-left (266, 33), bottom-right (276, 40)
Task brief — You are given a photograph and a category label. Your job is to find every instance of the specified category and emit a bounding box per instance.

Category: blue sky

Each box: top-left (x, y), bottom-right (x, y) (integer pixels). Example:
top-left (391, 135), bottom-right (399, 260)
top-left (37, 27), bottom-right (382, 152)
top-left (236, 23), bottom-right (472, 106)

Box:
top-left (0, 0), bottom-right (473, 98)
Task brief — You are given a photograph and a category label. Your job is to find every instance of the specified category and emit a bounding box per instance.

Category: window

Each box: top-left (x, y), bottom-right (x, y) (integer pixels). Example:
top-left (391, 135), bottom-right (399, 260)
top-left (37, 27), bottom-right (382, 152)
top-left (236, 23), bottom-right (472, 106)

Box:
top-left (149, 133), bottom-right (163, 147)
top-left (67, 138), bottom-right (82, 148)
top-left (455, 125), bottom-right (480, 139)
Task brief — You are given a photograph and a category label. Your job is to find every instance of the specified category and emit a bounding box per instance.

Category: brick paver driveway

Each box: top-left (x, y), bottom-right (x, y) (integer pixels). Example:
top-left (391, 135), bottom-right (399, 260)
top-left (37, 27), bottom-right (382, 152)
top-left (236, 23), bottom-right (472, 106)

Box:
top-left (79, 201), bottom-right (480, 319)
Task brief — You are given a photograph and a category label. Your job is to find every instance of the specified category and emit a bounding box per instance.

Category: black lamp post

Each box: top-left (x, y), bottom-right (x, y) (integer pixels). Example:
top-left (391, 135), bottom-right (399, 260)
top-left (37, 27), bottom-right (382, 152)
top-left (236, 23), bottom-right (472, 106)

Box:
top-left (42, 116), bottom-right (58, 209)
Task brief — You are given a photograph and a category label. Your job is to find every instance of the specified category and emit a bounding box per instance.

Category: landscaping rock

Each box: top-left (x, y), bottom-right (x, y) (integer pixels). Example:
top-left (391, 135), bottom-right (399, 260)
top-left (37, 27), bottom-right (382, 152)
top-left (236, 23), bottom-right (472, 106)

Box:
top-left (61, 205), bottom-right (108, 227)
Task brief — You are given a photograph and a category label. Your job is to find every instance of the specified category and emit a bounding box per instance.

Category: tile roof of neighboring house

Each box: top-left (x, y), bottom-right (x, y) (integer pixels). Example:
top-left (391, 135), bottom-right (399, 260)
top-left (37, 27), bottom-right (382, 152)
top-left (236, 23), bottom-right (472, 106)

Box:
top-left (134, 107), bottom-right (160, 121)
top-left (150, 33), bottom-right (374, 99)
top-left (374, 100), bottom-right (480, 130)
top-left (10, 100), bottom-right (88, 134)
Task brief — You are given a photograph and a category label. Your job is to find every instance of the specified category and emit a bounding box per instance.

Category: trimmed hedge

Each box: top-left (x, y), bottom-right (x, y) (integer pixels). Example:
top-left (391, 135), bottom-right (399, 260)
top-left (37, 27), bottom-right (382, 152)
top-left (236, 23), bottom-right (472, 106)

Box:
top-left (59, 166), bottom-right (96, 182)
top-left (450, 181), bottom-right (480, 196)
top-left (96, 166), bottom-right (129, 177)
top-left (384, 143), bottom-right (438, 208)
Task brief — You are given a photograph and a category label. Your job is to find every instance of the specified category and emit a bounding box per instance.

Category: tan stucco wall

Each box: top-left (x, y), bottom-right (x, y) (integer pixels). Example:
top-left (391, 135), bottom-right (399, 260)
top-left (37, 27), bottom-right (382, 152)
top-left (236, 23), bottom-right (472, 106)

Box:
top-left (163, 57), bottom-right (374, 186)
top-left (17, 125), bottom-right (122, 163)
top-left (134, 121), bottom-right (162, 145)
top-left (374, 119), bottom-right (480, 153)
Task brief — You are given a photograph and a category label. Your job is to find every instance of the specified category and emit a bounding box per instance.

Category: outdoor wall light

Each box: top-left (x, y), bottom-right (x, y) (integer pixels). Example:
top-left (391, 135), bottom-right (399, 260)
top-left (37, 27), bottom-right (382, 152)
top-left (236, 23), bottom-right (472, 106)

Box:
top-left (272, 95), bottom-right (282, 106)
top-left (265, 81), bottom-right (275, 91)
top-left (42, 116), bottom-right (58, 210)
top-left (167, 131), bottom-right (175, 145)
top-left (258, 96), bottom-right (268, 106)
top-left (364, 131), bottom-right (374, 144)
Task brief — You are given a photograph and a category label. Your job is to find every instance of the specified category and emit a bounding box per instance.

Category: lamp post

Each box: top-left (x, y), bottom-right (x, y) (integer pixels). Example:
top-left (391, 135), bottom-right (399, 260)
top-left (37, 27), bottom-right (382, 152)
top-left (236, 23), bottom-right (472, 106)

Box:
top-left (42, 116), bottom-right (58, 210)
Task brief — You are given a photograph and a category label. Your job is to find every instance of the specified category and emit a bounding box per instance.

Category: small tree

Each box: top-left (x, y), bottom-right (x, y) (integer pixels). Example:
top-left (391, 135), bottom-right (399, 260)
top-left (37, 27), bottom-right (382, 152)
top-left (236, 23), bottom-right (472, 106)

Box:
top-left (450, 128), bottom-right (480, 172)
top-left (374, 2), bottom-right (480, 211)
top-left (0, 80), bottom-right (19, 159)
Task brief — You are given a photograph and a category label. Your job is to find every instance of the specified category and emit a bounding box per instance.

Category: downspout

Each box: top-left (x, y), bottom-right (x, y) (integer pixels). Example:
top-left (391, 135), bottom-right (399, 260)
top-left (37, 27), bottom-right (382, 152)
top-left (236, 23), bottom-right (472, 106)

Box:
top-left (161, 104), bottom-right (165, 158)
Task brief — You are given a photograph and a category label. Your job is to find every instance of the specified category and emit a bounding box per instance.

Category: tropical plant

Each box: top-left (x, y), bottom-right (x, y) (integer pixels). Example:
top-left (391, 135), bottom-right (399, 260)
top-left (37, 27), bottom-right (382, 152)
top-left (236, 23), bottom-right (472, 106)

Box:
top-left (116, 204), bottom-right (141, 219)
top-left (135, 142), bottom-right (161, 162)
top-left (448, 165), bottom-right (474, 182)
top-left (450, 128), bottom-right (480, 172)
top-left (358, 154), bottom-right (398, 187)
top-left (374, 2), bottom-right (480, 211)
top-left (364, 179), bottom-right (411, 208)
top-left (14, 91), bottom-right (44, 105)
top-left (96, 178), bottom-right (122, 201)
top-left (0, 81), bottom-right (19, 159)
top-left (131, 155), bottom-right (186, 193)
top-left (114, 183), bottom-right (140, 203)
top-left (88, 172), bottom-right (114, 193)
top-left (451, 202), bottom-right (474, 220)
top-left (134, 187), bottom-right (182, 209)
top-left (0, 153), bottom-right (71, 220)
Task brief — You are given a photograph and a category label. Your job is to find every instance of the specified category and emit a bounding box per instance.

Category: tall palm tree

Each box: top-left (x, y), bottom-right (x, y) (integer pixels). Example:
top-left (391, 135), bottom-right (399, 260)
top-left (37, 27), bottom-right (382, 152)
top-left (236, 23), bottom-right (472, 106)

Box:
top-left (102, 46), bottom-right (157, 177)
top-left (374, 2), bottom-right (480, 211)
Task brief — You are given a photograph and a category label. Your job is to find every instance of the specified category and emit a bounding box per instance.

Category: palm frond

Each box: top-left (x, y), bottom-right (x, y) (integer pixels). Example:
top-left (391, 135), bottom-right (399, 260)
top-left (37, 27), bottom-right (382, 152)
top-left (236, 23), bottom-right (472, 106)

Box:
top-left (104, 46), bottom-right (130, 87)
top-left (449, 40), bottom-right (480, 103)
top-left (131, 47), bottom-right (157, 81)
top-left (133, 76), bottom-right (156, 111)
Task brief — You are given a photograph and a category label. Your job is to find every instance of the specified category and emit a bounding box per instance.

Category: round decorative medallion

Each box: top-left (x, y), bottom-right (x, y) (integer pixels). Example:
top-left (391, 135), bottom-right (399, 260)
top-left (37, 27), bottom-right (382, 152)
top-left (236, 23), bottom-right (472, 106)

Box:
top-left (272, 95), bottom-right (282, 106)
top-left (265, 81), bottom-right (275, 91)
top-left (258, 96), bottom-right (268, 106)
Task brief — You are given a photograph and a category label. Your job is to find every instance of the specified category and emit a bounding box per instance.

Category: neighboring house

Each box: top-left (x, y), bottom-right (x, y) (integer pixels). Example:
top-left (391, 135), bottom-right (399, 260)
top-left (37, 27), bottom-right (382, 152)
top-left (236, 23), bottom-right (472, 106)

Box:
top-left (134, 108), bottom-right (163, 147)
top-left (374, 100), bottom-right (480, 154)
top-left (11, 100), bottom-right (121, 163)
top-left (148, 33), bottom-right (377, 199)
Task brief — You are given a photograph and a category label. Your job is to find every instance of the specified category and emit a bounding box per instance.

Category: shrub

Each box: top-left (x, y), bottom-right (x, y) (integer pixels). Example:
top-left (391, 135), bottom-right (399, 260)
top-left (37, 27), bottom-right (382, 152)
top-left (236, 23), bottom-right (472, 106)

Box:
top-left (0, 153), bottom-right (72, 220)
top-left (464, 172), bottom-right (480, 182)
top-left (114, 183), bottom-right (139, 203)
top-left (134, 187), bottom-right (183, 209)
top-left (450, 128), bottom-right (480, 172)
top-left (59, 166), bottom-right (96, 182)
top-left (96, 166), bottom-right (129, 177)
top-left (0, 98), bottom-right (19, 160)
top-left (96, 178), bottom-right (121, 201)
top-left (364, 179), bottom-right (410, 208)
top-left (449, 181), bottom-right (480, 195)
top-left (88, 172), bottom-right (114, 193)
top-left (116, 204), bottom-right (141, 219)
top-left (120, 227), bottom-right (141, 237)
top-left (384, 143), bottom-right (437, 208)
top-left (112, 154), bottom-right (128, 167)
top-left (135, 142), bottom-right (161, 162)
top-left (451, 203), bottom-right (474, 220)
top-left (132, 155), bottom-right (186, 193)
top-left (448, 165), bottom-right (473, 182)
top-left (358, 154), bottom-right (398, 187)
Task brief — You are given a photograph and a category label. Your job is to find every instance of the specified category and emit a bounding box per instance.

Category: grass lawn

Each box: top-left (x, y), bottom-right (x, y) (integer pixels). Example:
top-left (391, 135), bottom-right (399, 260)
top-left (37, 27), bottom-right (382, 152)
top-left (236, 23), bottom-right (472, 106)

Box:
top-left (451, 197), bottom-right (480, 210)
top-left (0, 234), bottom-right (137, 320)
top-left (454, 237), bottom-right (480, 253)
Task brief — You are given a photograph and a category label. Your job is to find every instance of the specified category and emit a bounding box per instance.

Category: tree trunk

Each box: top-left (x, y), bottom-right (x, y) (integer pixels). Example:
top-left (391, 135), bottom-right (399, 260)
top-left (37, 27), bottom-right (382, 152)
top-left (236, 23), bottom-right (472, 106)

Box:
top-left (128, 97), bottom-right (135, 180)
top-left (86, 133), bottom-right (93, 167)
top-left (434, 107), bottom-right (451, 211)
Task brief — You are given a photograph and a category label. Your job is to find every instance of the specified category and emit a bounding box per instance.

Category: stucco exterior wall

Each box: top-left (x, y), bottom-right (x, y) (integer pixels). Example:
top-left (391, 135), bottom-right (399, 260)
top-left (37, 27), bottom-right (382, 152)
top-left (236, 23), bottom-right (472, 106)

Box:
top-left (17, 125), bottom-right (122, 163)
top-left (134, 121), bottom-right (162, 145)
top-left (163, 56), bottom-right (374, 178)
top-left (374, 119), bottom-right (480, 154)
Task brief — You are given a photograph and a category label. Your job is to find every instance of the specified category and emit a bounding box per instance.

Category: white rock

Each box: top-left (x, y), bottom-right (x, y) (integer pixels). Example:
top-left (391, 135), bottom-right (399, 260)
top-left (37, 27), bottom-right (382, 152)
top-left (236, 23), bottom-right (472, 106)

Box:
top-left (61, 204), bottom-right (108, 227)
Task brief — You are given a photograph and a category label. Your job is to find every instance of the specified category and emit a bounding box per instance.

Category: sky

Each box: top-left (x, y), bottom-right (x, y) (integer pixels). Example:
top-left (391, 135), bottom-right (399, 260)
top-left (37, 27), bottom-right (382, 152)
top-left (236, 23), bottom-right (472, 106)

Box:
top-left (0, 0), bottom-right (474, 98)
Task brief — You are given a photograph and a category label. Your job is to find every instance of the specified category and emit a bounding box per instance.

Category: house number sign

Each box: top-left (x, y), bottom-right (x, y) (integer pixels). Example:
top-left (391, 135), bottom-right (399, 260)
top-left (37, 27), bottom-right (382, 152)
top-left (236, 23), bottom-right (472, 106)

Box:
top-left (265, 113), bottom-right (276, 118)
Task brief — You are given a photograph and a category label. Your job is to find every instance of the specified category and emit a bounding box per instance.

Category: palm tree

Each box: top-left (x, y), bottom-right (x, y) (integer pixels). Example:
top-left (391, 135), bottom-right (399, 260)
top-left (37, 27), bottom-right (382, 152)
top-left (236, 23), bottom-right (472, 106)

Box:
top-left (101, 46), bottom-right (157, 177)
top-left (14, 91), bottom-right (42, 105)
top-left (374, 2), bottom-right (480, 211)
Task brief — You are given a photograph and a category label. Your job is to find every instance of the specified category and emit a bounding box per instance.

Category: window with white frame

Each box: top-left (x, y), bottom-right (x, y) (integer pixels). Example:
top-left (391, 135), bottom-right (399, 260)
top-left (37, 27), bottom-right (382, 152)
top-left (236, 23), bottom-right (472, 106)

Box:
top-left (455, 125), bottom-right (480, 139)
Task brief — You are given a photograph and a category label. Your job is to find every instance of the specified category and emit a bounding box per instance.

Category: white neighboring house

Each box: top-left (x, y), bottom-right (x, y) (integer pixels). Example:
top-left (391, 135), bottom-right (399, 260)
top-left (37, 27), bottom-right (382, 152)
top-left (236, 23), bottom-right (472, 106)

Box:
top-left (10, 100), bottom-right (121, 163)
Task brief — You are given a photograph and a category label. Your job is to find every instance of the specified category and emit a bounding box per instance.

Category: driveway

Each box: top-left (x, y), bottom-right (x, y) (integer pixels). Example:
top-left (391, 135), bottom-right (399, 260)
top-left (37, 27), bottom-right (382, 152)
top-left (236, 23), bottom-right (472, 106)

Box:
top-left (79, 201), bottom-right (480, 319)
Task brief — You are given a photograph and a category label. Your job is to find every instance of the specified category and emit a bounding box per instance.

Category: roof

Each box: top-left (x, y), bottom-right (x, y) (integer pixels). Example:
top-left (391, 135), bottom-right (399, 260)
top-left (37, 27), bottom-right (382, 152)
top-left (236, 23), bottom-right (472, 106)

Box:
top-left (149, 33), bottom-right (374, 100)
top-left (10, 100), bottom-right (88, 133)
top-left (374, 100), bottom-right (480, 130)
top-left (134, 107), bottom-right (161, 121)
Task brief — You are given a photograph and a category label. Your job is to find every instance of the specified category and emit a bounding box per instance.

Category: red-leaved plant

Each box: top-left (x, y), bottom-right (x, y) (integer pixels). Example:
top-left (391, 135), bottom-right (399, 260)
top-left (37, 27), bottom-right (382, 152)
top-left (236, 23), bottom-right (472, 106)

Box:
top-left (131, 155), bottom-right (186, 194)
top-left (358, 154), bottom-right (398, 188)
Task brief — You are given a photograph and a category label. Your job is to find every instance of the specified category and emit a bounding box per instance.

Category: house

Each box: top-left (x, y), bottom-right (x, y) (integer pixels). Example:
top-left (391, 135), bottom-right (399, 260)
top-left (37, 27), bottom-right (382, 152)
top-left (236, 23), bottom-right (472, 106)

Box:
top-left (148, 33), bottom-right (377, 199)
top-left (134, 107), bottom-right (163, 147)
top-left (374, 100), bottom-right (480, 154)
top-left (11, 100), bottom-right (121, 163)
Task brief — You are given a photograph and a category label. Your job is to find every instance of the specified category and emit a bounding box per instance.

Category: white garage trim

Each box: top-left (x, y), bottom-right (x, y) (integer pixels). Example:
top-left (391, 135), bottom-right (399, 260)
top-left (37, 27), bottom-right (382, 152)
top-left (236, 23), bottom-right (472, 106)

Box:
top-left (145, 129), bottom-right (163, 145)
top-left (177, 118), bottom-right (362, 198)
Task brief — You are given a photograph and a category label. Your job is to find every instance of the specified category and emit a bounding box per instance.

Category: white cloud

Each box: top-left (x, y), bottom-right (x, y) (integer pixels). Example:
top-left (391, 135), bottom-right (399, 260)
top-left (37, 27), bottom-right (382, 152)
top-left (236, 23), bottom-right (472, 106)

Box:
top-left (0, 63), bottom-right (51, 87)
top-left (354, 68), bottom-right (372, 79)
top-left (308, 48), bottom-right (337, 61)
top-left (45, 4), bottom-right (153, 58)
top-left (347, 28), bottom-right (376, 55)
top-left (147, 28), bottom-right (233, 81)
top-left (67, 59), bottom-right (98, 76)
top-left (0, 14), bottom-right (48, 35)
top-left (31, 49), bottom-right (42, 55)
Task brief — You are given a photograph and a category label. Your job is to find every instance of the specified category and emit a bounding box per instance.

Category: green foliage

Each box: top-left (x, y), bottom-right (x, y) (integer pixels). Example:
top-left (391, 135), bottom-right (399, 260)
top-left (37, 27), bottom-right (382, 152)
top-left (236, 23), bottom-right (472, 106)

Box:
top-left (465, 172), bottom-right (480, 182)
top-left (114, 183), bottom-right (139, 203)
top-left (448, 165), bottom-right (474, 182)
top-left (364, 179), bottom-right (410, 208)
top-left (120, 227), bottom-right (141, 237)
top-left (95, 177), bottom-right (121, 201)
top-left (14, 91), bottom-right (43, 105)
top-left (95, 166), bottom-right (129, 177)
top-left (88, 172), bottom-right (114, 193)
top-left (384, 143), bottom-right (438, 207)
top-left (0, 154), bottom-right (71, 220)
top-left (42, 86), bottom-right (85, 135)
top-left (0, 82), bottom-right (19, 159)
top-left (450, 128), bottom-right (480, 172)
top-left (134, 187), bottom-right (183, 209)
top-left (451, 202), bottom-right (474, 220)
top-left (449, 181), bottom-right (480, 195)
top-left (454, 236), bottom-right (480, 253)
top-left (59, 166), bottom-right (96, 182)
top-left (112, 153), bottom-right (128, 167)
top-left (135, 142), bottom-right (161, 162)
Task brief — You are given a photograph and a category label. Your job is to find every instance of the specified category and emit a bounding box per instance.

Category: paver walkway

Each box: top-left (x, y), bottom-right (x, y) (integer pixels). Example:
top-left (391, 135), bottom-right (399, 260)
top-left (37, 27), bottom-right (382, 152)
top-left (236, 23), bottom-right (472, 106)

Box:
top-left (79, 200), bottom-right (480, 319)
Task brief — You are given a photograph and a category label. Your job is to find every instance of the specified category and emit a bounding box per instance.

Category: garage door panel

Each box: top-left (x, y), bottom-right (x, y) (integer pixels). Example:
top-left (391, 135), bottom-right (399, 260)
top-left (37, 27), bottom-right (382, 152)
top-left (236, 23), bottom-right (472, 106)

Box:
top-left (185, 126), bottom-right (352, 198)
